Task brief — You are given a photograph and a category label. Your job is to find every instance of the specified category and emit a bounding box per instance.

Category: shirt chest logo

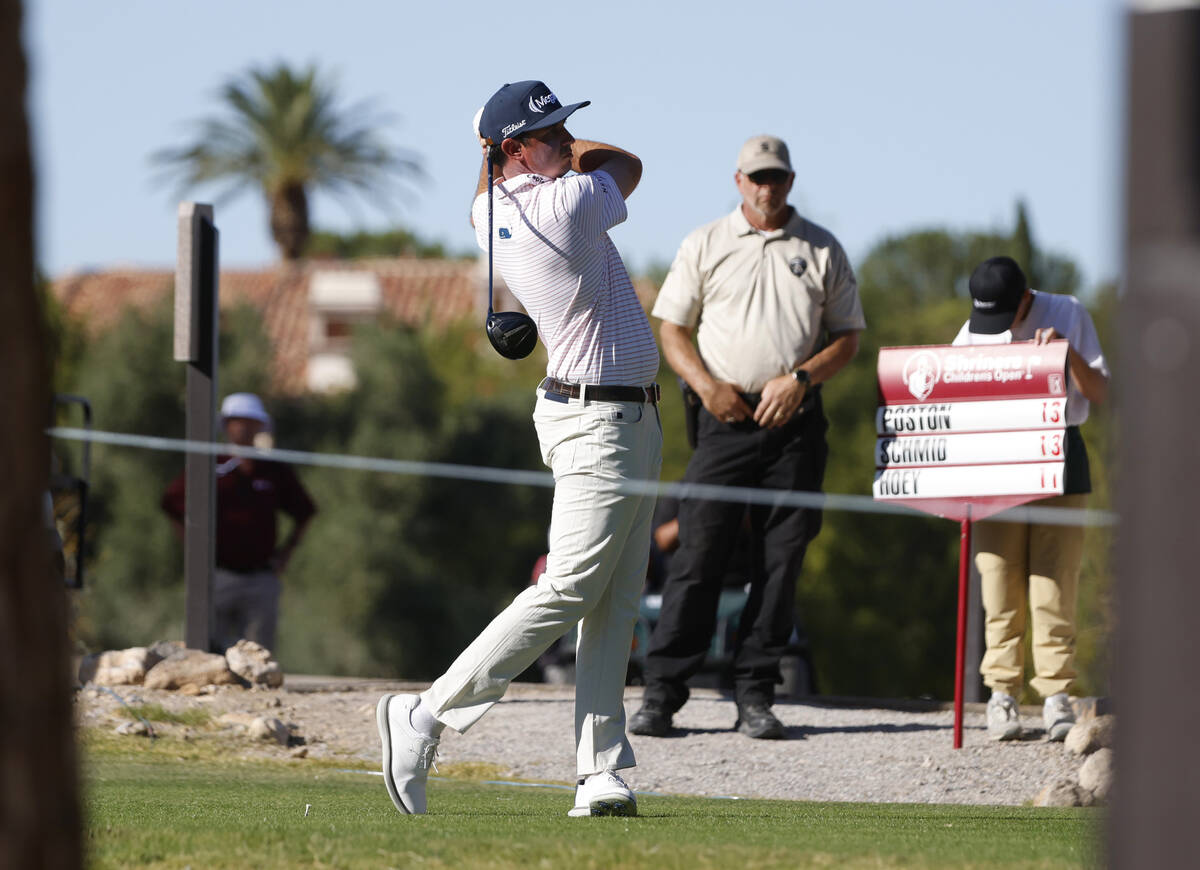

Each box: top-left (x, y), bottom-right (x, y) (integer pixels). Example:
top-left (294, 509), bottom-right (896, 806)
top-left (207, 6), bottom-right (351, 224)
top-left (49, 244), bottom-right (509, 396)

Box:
top-left (498, 227), bottom-right (511, 239)
top-left (788, 256), bottom-right (808, 277)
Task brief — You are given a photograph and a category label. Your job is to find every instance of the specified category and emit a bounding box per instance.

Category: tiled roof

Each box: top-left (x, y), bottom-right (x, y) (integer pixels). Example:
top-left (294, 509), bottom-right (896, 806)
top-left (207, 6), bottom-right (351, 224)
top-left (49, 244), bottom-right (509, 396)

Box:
top-left (51, 257), bottom-right (662, 395)
top-left (51, 258), bottom-right (481, 395)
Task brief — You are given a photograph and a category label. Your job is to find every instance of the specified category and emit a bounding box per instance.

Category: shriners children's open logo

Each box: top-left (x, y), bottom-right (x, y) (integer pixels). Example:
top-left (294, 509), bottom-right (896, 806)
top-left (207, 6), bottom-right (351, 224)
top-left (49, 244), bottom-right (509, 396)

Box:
top-left (902, 350), bottom-right (941, 401)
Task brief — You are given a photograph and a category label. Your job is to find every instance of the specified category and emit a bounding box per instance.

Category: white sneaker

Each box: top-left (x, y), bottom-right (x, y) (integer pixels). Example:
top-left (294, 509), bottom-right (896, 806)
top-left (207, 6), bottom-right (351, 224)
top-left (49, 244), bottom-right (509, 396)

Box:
top-left (376, 693), bottom-right (439, 814)
top-left (1043, 693), bottom-right (1076, 742)
top-left (566, 770), bottom-right (638, 818)
top-left (986, 691), bottom-right (1022, 741)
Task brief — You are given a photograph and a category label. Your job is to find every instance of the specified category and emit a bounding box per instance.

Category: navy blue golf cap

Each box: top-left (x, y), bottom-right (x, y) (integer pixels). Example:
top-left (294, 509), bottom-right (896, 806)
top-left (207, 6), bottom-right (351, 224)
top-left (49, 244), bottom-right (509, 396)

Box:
top-left (968, 256), bottom-right (1028, 334)
top-left (477, 80), bottom-right (589, 145)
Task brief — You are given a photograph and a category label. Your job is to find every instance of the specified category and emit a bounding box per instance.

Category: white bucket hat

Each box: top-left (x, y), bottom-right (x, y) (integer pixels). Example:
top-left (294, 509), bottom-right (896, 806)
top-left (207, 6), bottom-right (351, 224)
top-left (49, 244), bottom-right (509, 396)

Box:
top-left (220, 392), bottom-right (272, 429)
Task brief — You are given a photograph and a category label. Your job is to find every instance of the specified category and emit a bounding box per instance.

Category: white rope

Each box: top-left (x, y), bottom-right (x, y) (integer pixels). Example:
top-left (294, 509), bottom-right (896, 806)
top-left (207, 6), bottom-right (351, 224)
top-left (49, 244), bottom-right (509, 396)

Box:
top-left (47, 427), bottom-right (1117, 528)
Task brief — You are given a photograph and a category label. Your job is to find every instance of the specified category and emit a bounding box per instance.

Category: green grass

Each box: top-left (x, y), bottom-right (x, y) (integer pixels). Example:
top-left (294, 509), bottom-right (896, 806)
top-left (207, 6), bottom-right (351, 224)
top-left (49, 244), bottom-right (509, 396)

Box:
top-left (117, 703), bottom-right (212, 727)
top-left (83, 733), bottom-right (1101, 869)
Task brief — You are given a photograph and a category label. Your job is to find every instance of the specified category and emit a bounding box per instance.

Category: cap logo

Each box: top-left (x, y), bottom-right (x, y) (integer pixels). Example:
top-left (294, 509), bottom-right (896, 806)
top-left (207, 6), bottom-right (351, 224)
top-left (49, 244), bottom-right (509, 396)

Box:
top-left (501, 120), bottom-right (527, 137)
top-left (761, 141), bottom-right (771, 151)
top-left (973, 298), bottom-right (996, 309)
top-left (528, 93), bottom-right (558, 114)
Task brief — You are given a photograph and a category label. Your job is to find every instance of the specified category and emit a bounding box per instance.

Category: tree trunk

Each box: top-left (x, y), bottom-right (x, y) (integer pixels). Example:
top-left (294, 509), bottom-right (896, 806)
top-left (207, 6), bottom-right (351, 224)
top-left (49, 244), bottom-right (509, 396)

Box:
top-left (0, 1), bottom-right (82, 867)
top-left (269, 182), bottom-right (309, 261)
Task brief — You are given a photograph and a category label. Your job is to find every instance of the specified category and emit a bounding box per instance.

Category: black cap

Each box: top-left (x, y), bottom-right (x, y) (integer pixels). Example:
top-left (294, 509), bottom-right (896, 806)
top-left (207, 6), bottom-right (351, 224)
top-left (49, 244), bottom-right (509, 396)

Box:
top-left (477, 80), bottom-right (589, 145)
top-left (968, 256), bottom-right (1028, 334)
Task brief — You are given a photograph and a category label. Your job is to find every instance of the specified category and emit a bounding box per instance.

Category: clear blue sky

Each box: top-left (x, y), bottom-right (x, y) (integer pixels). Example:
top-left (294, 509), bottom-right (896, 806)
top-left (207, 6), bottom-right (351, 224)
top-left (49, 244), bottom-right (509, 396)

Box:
top-left (26, 0), bottom-right (1123, 289)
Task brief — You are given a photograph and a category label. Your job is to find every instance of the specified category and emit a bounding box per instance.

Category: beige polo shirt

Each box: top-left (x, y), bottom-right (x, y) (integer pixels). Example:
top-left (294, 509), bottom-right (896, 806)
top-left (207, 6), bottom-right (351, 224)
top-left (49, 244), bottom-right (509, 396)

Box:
top-left (652, 206), bottom-right (866, 392)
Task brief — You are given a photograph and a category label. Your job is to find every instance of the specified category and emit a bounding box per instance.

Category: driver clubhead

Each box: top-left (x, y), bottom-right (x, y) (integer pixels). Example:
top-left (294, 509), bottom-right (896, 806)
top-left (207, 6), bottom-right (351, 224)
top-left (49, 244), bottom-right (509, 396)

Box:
top-left (486, 311), bottom-right (538, 360)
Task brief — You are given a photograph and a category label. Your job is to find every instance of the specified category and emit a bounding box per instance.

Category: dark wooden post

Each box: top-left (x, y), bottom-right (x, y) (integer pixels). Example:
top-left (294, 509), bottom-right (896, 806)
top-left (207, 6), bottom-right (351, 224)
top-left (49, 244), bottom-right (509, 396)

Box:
top-left (0, 0), bottom-right (81, 865)
top-left (175, 203), bottom-right (219, 651)
top-left (1112, 7), bottom-right (1200, 868)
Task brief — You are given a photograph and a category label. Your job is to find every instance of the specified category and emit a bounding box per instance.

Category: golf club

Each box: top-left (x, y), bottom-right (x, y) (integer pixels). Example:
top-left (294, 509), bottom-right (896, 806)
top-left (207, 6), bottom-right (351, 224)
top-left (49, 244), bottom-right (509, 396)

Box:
top-left (483, 145), bottom-right (538, 360)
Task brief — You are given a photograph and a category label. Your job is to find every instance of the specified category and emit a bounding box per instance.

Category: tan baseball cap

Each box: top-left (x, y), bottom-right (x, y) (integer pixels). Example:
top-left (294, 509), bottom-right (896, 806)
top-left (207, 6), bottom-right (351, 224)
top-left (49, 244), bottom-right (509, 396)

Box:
top-left (737, 135), bottom-right (792, 175)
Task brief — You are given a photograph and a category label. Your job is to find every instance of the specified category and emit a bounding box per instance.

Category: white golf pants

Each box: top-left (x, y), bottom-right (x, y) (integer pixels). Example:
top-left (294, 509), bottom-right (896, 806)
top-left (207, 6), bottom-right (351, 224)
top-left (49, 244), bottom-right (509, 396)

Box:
top-left (421, 387), bottom-right (662, 775)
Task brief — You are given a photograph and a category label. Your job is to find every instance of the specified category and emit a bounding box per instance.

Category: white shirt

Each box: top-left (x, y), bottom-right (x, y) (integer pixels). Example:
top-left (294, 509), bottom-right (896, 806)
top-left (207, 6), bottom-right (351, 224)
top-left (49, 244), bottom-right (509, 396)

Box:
top-left (652, 206), bottom-right (865, 393)
top-left (952, 289), bottom-right (1109, 426)
top-left (472, 170), bottom-right (659, 387)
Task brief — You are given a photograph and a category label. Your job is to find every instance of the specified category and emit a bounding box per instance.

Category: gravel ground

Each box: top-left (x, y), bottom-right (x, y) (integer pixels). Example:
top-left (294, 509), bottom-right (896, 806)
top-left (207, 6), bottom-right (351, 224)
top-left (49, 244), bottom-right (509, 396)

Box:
top-left (78, 678), bottom-right (1084, 807)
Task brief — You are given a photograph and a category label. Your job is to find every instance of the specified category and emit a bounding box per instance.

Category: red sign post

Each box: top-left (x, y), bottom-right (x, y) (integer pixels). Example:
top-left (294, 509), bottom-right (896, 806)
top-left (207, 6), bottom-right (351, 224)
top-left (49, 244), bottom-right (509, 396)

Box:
top-left (873, 341), bottom-right (1070, 747)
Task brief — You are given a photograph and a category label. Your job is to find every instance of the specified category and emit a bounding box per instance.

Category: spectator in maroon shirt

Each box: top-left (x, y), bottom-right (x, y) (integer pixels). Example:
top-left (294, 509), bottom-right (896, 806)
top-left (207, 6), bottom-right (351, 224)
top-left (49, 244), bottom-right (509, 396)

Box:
top-left (162, 393), bottom-right (316, 653)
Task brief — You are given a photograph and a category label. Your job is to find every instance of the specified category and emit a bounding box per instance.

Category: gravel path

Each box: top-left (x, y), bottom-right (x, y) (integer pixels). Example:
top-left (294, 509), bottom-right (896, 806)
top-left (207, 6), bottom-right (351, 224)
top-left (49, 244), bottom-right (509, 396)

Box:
top-left (79, 678), bottom-right (1083, 807)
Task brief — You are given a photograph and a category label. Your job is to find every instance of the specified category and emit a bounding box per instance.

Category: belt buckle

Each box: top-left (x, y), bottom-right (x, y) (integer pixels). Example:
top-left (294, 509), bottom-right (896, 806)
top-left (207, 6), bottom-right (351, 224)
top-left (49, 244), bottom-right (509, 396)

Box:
top-left (540, 377), bottom-right (570, 403)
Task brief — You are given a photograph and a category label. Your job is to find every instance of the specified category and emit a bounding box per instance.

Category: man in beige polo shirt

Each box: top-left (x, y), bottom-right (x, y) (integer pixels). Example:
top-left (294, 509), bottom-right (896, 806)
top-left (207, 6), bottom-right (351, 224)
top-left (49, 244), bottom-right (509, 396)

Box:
top-left (630, 135), bottom-right (865, 739)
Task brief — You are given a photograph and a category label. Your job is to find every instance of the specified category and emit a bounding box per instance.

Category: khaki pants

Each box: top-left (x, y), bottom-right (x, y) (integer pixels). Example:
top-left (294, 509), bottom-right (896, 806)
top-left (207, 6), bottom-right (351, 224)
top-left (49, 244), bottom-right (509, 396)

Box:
top-left (975, 493), bottom-right (1086, 698)
top-left (422, 389), bottom-right (662, 776)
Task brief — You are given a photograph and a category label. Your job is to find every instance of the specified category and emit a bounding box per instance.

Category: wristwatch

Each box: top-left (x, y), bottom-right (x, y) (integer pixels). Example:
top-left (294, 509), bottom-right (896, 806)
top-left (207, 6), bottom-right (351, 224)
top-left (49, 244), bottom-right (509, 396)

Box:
top-left (791, 367), bottom-right (810, 385)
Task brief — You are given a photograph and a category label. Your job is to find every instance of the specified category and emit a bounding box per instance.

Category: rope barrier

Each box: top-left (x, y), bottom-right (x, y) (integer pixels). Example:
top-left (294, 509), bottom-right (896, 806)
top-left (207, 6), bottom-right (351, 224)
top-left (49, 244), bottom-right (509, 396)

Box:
top-left (47, 426), bottom-right (1117, 528)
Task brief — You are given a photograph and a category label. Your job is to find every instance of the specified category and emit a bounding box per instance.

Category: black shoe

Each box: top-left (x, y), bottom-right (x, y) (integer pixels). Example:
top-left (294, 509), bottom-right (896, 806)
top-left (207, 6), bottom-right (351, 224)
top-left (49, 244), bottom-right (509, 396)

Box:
top-left (735, 702), bottom-right (785, 739)
top-left (628, 702), bottom-right (672, 737)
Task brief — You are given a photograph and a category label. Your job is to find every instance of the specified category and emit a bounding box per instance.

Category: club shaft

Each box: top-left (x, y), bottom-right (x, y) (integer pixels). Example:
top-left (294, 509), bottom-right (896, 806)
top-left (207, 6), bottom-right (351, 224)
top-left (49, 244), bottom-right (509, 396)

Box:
top-left (487, 150), bottom-right (494, 317)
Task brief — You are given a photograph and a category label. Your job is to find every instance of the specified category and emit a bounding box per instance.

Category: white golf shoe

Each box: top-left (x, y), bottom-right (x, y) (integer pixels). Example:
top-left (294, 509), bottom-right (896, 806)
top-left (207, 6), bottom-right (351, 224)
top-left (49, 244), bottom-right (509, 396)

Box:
top-left (567, 770), bottom-right (638, 818)
top-left (986, 691), bottom-right (1022, 741)
top-left (1043, 693), bottom-right (1076, 742)
top-left (376, 693), bottom-right (439, 814)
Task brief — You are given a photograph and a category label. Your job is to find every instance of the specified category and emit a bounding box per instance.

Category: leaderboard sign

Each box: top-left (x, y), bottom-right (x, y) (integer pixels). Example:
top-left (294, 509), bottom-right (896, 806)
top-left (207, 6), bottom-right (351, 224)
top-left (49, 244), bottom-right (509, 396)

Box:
top-left (872, 341), bottom-right (1071, 521)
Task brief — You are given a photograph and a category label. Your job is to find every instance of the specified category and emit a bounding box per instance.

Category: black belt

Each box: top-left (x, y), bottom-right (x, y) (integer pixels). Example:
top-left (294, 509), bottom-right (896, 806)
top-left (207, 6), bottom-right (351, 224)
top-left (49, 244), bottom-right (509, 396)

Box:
top-left (540, 377), bottom-right (660, 405)
top-left (740, 384), bottom-right (821, 414)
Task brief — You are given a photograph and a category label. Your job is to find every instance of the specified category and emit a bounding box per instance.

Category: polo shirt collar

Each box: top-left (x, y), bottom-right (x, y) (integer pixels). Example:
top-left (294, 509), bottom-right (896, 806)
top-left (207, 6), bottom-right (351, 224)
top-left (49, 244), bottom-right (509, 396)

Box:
top-left (495, 172), bottom-right (552, 198)
top-left (728, 204), bottom-right (801, 240)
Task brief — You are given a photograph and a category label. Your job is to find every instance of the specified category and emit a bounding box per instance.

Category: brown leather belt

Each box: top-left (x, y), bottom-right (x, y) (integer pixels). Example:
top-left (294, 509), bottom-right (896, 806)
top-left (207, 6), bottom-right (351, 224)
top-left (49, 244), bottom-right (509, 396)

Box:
top-left (540, 377), bottom-right (660, 405)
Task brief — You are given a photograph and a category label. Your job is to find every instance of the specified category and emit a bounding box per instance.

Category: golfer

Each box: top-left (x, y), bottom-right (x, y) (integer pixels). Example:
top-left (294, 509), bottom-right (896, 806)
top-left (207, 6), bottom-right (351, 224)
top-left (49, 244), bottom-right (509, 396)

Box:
top-left (377, 80), bottom-right (661, 818)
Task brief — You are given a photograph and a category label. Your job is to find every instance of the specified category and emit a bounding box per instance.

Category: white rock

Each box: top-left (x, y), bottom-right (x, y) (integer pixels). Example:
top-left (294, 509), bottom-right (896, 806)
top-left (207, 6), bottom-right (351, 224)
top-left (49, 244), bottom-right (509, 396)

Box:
top-left (148, 640), bottom-right (185, 661)
top-left (115, 719), bottom-right (150, 736)
top-left (249, 716), bottom-right (290, 745)
top-left (79, 647), bottom-right (160, 686)
top-left (1065, 715), bottom-right (1115, 756)
top-left (217, 712), bottom-right (261, 729)
top-left (1079, 748), bottom-right (1114, 803)
top-left (144, 649), bottom-right (239, 691)
top-left (1034, 778), bottom-right (1083, 807)
top-left (225, 640), bottom-right (284, 689)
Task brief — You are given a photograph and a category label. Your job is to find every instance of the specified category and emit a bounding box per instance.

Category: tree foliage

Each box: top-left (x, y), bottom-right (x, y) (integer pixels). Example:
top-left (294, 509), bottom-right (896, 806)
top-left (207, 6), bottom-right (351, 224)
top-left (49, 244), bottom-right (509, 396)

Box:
top-left (59, 204), bottom-right (1115, 699)
top-left (65, 305), bottom-right (552, 678)
top-left (152, 63), bottom-right (421, 260)
top-left (65, 297), bottom-right (274, 648)
top-left (306, 227), bottom-right (470, 261)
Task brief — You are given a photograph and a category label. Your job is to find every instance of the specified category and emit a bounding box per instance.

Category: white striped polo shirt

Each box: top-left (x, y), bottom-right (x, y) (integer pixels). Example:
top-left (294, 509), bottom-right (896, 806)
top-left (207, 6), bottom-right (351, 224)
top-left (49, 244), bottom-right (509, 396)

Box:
top-left (472, 169), bottom-right (659, 387)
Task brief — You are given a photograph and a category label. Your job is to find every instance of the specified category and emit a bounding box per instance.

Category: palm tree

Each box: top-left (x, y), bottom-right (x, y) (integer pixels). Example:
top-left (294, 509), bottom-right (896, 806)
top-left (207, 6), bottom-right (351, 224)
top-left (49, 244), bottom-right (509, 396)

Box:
top-left (153, 63), bottom-right (420, 261)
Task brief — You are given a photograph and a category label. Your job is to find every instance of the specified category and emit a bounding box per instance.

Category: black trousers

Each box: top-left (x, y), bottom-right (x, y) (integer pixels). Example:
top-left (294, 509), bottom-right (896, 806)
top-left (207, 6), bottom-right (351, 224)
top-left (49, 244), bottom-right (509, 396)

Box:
top-left (643, 396), bottom-right (828, 711)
